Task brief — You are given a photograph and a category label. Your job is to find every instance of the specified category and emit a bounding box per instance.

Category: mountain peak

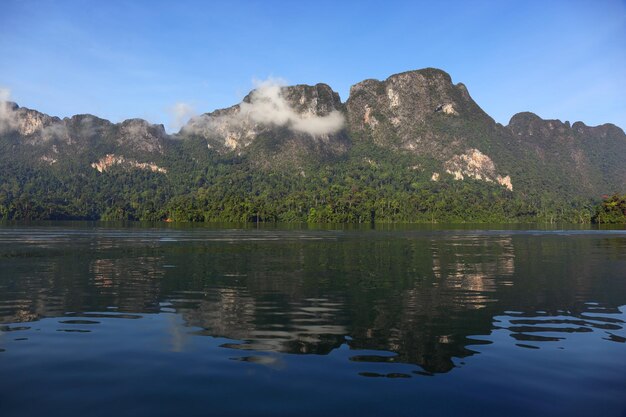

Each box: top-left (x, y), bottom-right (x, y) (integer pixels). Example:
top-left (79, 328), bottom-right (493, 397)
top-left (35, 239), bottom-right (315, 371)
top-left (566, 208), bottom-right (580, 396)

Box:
top-left (345, 67), bottom-right (491, 154)
top-left (0, 102), bottom-right (62, 140)
top-left (508, 111), bottom-right (544, 127)
top-left (117, 118), bottom-right (167, 154)
top-left (349, 68), bottom-right (454, 96)
top-left (388, 67), bottom-right (453, 84)
top-left (182, 81), bottom-right (346, 159)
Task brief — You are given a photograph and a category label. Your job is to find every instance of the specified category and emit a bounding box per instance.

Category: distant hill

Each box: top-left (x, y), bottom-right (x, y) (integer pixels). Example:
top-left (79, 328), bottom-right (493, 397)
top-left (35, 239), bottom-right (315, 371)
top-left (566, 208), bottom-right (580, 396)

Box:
top-left (1, 68), bottom-right (624, 222)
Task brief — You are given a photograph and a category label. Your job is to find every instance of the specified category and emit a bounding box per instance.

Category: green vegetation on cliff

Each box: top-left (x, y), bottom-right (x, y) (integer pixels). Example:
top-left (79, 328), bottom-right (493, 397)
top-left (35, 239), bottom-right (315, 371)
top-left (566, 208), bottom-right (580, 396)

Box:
top-left (0, 138), bottom-right (600, 223)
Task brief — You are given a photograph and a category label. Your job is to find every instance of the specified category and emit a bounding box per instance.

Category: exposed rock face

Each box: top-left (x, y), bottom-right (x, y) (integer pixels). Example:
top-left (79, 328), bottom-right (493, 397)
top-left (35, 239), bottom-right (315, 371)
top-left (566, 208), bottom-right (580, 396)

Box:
top-left (64, 114), bottom-right (114, 138)
top-left (117, 119), bottom-right (167, 154)
top-left (444, 149), bottom-right (512, 190)
top-left (346, 68), bottom-right (489, 154)
top-left (0, 102), bottom-right (68, 144)
top-left (183, 84), bottom-right (345, 150)
top-left (184, 104), bottom-right (257, 151)
top-left (91, 154), bottom-right (167, 174)
top-left (15, 108), bottom-right (57, 136)
top-left (436, 103), bottom-right (458, 115)
top-left (281, 83), bottom-right (343, 116)
top-left (181, 83), bottom-right (348, 167)
top-left (344, 68), bottom-right (516, 190)
top-left (0, 102), bottom-right (169, 167)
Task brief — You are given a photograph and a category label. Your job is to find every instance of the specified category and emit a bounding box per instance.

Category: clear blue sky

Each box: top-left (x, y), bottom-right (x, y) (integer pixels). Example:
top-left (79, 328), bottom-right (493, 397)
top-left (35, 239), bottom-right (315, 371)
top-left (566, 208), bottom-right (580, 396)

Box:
top-left (1, 0), bottom-right (625, 132)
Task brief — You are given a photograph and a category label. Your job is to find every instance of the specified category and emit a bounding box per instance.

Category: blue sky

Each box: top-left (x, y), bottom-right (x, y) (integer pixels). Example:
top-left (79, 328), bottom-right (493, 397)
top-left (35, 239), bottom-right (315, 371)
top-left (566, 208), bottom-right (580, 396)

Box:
top-left (1, 0), bottom-right (625, 132)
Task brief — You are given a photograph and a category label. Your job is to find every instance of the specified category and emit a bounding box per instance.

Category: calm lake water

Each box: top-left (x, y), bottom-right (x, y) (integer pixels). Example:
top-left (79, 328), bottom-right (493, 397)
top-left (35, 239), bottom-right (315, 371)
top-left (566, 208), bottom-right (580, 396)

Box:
top-left (0, 223), bottom-right (625, 417)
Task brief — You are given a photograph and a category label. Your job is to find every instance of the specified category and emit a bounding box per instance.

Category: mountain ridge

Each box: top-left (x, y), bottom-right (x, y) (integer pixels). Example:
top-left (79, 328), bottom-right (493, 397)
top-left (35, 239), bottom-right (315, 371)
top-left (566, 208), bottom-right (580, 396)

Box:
top-left (1, 67), bottom-right (624, 222)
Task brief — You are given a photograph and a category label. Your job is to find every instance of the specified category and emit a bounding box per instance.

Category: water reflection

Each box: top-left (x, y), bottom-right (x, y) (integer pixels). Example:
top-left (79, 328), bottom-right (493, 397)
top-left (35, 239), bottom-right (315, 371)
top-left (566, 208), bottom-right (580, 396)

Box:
top-left (0, 227), bottom-right (625, 377)
top-left (496, 304), bottom-right (626, 348)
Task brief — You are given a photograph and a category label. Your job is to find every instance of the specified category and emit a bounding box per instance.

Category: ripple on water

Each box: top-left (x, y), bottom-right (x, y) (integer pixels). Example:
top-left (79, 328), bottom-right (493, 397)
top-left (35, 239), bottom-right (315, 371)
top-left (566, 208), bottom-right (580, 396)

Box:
top-left (496, 304), bottom-right (625, 349)
top-left (58, 320), bottom-right (100, 325)
top-left (359, 372), bottom-right (412, 378)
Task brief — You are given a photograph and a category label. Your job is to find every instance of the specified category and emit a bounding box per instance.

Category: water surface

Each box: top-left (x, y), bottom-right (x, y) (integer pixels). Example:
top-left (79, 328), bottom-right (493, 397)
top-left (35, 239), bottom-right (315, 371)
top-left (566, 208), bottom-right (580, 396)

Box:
top-left (1, 224), bottom-right (625, 416)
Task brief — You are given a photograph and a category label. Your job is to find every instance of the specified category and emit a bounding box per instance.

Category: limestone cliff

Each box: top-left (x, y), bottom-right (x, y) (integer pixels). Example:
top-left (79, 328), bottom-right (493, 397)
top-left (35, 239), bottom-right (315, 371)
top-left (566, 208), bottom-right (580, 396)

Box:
top-left (346, 68), bottom-right (512, 189)
top-left (180, 83), bottom-right (348, 168)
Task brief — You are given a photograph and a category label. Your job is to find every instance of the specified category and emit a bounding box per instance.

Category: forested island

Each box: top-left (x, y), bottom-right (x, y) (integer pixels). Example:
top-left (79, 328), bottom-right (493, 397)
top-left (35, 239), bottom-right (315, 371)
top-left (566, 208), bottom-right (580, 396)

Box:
top-left (1, 68), bottom-right (625, 224)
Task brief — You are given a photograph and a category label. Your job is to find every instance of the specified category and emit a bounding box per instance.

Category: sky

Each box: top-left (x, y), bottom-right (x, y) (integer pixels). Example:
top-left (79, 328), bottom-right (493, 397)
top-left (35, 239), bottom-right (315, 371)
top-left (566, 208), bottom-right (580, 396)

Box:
top-left (0, 0), bottom-right (625, 132)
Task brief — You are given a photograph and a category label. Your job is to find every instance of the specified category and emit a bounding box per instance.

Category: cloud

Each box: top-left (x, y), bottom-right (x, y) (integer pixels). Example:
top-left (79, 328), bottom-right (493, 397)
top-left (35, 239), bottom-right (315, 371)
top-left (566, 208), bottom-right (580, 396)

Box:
top-left (291, 111), bottom-right (345, 136)
top-left (121, 120), bottom-right (151, 137)
top-left (0, 86), bottom-right (10, 104)
top-left (0, 87), bottom-right (67, 140)
top-left (168, 102), bottom-right (196, 133)
top-left (41, 122), bottom-right (69, 142)
top-left (0, 87), bottom-right (19, 133)
top-left (184, 78), bottom-right (345, 139)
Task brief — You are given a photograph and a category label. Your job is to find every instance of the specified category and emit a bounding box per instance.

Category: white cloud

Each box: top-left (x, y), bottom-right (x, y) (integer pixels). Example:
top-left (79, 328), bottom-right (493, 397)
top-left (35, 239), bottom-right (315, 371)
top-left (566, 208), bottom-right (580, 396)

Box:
top-left (0, 88), bottom-right (67, 140)
top-left (0, 87), bottom-right (10, 103)
top-left (41, 123), bottom-right (69, 141)
top-left (291, 111), bottom-right (345, 136)
top-left (0, 87), bottom-right (19, 133)
top-left (184, 78), bottom-right (345, 138)
top-left (168, 102), bottom-right (196, 133)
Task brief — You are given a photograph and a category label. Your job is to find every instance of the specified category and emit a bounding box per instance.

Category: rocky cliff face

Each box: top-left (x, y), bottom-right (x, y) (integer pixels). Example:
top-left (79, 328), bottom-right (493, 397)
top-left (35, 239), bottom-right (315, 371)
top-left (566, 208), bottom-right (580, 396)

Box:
top-left (346, 68), bottom-right (492, 151)
top-left (117, 119), bottom-right (167, 154)
top-left (91, 154), bottom-right (167, 174)
top-left (180, 83), bottom-right (348, 167)
top-left (0, 102), bottom-right (170, 174)
top-left (506, 111), bottom-right (626, 195)
top-left (0, 102), bottom-right (67, 145)
top-left (1, 103), bottom-right (167, 152)
top-left (443, 149), bottom-right (513, 191)
top-left (346, 68), bottom-right (514, 189)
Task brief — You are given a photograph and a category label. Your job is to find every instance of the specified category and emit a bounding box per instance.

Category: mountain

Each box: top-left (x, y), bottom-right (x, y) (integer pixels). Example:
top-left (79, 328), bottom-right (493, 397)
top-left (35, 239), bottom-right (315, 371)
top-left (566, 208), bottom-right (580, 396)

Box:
top-left (1, 68), bottom-right (625, 223)
top-left (507, 112), bottom-right (626, 197)
top-left (181, 83), bottom-right (349, 169)
top-left (345, 69), bottom-right (516, 190)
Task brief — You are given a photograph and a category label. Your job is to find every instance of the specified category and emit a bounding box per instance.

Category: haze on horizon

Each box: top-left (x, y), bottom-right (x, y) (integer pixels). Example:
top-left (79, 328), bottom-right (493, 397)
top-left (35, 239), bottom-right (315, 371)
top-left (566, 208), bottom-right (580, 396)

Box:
top-left (0, 0), bottom-right (624, 132)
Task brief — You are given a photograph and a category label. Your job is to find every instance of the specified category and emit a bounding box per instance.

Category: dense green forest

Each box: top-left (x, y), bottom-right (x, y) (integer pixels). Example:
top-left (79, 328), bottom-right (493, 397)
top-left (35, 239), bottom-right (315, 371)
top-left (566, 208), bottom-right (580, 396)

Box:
top-left (593, 194), bottom-right (626, 224)
top-left (0, 138), bottom-right (609, 224)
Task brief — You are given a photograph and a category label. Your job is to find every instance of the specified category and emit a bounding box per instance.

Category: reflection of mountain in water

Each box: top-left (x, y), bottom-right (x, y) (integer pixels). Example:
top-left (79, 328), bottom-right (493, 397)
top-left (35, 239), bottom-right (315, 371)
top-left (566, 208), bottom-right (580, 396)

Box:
top-left (1, 229), bottom-right (625, 374)
top-left (185, 294), bottom-right (349, 355)
top-left (0, 239), bottom-right (165, 322)
top-left (346, 236), bottom-right (517, 372)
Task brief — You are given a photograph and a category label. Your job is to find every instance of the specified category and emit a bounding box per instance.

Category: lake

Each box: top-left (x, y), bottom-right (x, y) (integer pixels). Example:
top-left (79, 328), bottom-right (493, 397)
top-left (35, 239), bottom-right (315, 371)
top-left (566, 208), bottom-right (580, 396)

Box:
top-left (0, 223), bottom-right (625, 417)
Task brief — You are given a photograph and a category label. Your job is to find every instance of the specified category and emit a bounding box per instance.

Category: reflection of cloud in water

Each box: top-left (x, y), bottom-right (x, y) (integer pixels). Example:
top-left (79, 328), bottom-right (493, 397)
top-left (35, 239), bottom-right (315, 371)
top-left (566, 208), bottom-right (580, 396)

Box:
top-left (166, 313), bottom-right (190, 352)
top-left (179, 293), bottom-right (347, 356)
